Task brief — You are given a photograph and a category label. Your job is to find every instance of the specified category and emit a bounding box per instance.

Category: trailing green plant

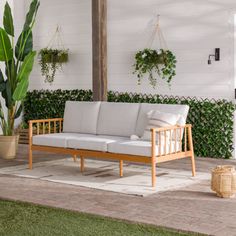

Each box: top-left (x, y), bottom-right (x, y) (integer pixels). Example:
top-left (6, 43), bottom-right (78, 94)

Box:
top-left (133, 48), bottom-right (177, 88)
top-left (39, 48), bottom-right (69, 84)
top-left (0, 0), bottom-right (39, 136)
top-left (23, 90), bottom-right (235, 159)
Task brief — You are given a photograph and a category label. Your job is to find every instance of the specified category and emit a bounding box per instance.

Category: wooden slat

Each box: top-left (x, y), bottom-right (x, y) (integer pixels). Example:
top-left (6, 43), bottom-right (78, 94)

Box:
top-left (158, 131), bottom-right (161, 156)
top-left (164, 130), bottom-right (167, 155)
top-left (179, 128), bottom-right (182, 152)
top-left (174, 128), bottom-right (177, 153)
top-left (184, 127), bottom-right (187, 152)
top-left (59, 120), bottom-right (62, 132)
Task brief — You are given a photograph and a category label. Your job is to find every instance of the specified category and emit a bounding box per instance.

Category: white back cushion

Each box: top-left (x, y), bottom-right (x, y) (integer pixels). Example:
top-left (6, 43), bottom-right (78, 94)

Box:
top-left (63, 101), bottom-right (101, 134)
top-left (97, 102), bottom-right (140, 137)
top-left (135, 103), bottom-right (189, 137)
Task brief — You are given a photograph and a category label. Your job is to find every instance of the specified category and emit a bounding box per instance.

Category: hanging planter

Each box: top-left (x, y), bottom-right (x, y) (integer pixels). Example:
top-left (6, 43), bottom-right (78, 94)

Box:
top-left (38, 26), bottom-right (69, 84)
top-left (39, 48), bottom-right (69, 84)
top-left (133, 48), bottom-right (176, 88)
top-left (133, 15), bottom-right (177, 88)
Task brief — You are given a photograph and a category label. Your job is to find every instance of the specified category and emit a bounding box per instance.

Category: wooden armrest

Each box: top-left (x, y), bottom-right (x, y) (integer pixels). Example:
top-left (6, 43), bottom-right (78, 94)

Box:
top-left (28, 118), bottom-right (64, 142)
top-left (151, 124), bottom-right (192, 133)
top-left (150, 124), bottom-right (193, 157)
top-left (29, 118), bottom-right (63, 125)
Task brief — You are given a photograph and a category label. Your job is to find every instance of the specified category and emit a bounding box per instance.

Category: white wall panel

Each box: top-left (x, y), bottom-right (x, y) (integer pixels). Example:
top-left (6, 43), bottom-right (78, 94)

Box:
top-left (107, 0), bottom-right (235, 100)
top-left (23, 0), bottom-right (92, 91)
top-left (14, 0), bottom-right (236, 100)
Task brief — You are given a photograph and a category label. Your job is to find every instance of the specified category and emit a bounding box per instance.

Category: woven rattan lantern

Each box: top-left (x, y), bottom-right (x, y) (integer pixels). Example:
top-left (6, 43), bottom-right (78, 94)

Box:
top-left (211, 165), bottom-right (236, 198)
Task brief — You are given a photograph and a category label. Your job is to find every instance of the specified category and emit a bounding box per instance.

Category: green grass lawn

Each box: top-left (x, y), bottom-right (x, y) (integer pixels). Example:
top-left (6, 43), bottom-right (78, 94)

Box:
top-left (0, 199), bottom-right (203, 236)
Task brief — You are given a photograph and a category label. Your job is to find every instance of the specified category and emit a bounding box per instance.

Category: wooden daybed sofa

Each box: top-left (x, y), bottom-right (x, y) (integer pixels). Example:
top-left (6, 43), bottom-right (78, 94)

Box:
top-left (29, 101), bottom-right (196, 187)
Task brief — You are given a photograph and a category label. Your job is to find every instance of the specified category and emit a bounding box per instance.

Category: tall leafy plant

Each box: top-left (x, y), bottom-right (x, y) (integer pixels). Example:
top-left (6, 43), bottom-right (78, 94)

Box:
top-left (0, 0), bottom-right (40, 136)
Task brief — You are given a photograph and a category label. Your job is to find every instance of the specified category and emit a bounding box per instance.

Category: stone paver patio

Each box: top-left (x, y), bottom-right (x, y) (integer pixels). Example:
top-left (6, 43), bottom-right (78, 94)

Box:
top-left (0, 144), bottom-right (236, 236)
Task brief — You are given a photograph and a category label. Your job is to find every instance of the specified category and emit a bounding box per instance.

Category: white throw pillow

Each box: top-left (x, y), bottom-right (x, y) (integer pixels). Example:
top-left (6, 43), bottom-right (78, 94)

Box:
top-left (141, 110), bottom-right (180, 141)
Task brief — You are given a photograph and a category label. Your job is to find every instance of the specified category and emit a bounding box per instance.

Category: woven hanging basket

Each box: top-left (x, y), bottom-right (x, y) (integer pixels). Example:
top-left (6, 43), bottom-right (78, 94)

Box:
top-left (211, 165), bottom-right (236, 198)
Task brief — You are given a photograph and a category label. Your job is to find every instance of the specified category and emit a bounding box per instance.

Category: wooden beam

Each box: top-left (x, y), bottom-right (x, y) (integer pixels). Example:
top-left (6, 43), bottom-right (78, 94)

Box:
top-left (92, 0), bottom-right (107, 101)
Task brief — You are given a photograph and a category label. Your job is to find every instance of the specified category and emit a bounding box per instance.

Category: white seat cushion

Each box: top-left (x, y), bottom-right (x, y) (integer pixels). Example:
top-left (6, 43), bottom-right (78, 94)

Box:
top-left (108, 140), bottom-right (181, 157)
top-left (135, 103), bottom-right (189, 137)
top-left (97, 102), bottom-right (140, 137)
top-left (67, 135), bottom-right (128, 152)
top-left (63, 101), bottom-right (101, 134)
top-left (32, 133), bottom-right (93, 148)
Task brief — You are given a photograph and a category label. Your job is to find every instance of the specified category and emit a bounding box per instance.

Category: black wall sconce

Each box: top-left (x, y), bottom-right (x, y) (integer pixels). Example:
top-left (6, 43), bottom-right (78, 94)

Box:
top-left (208, 48), bottom-right (220, 65)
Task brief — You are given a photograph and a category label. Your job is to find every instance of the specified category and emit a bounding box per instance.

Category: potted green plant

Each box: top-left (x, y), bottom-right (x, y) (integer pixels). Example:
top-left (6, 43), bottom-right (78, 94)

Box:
top-left (133, 48), bottom-right (177, 88)
top-left (0, 0), bottom-right (39, 159)
top-left (39, 48), bottom-right (69, 84)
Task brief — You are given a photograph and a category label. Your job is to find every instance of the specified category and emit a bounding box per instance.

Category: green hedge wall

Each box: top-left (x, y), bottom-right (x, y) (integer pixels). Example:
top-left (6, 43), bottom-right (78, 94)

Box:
top-left (24, 89), bottom-right (235, 159)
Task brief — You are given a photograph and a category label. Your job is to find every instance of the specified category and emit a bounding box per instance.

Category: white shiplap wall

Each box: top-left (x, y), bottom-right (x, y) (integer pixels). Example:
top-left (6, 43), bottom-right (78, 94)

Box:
top-left (107, 0), bottom-right (235, 100)
top-left (20, 0), bottom-right (236, 100)
top-left (24, 0), bottom-right (92, 90)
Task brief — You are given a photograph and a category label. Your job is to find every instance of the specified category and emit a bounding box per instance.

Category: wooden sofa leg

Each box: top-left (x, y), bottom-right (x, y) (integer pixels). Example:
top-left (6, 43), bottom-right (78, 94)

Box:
top-left (28, 122), bottom-right (33, 170)
top-left (29, 148), bottom-right (33, 170)
top-left (73, 154), bottom-right (77, 162)
top-left (191, 154), bottom-right (196, 177)
top-left (151, 128), bottom-right (156, 188)
top-left (152, 161), bottom-right (156, 188)
top-left (188, 125), bottom-right (196, 177)
top-left (119, 160), bottom-right (123, 177)
top-left (80, 156), bottom-right (84, 173)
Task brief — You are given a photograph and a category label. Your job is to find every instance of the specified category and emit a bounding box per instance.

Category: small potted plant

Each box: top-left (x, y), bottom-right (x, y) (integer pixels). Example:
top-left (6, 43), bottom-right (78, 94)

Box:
top-left (133, 48), bottom-right (177, 88)
top-left (39, 48), bottom-right (69, 84)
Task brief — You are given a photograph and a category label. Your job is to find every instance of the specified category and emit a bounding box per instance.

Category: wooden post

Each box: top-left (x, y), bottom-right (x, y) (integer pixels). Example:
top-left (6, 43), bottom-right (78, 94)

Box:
top-left (92, 0), bottom-right (107, 101)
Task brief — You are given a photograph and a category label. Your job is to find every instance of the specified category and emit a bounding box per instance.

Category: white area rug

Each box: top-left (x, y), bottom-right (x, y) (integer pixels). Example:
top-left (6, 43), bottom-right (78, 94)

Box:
top-left (0, 158), bottom-right (210, 196)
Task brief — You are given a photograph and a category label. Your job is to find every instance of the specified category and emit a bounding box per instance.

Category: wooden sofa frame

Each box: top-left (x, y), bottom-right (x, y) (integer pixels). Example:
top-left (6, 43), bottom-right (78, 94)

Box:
top-left (28, 118), bottom-right (196, 187)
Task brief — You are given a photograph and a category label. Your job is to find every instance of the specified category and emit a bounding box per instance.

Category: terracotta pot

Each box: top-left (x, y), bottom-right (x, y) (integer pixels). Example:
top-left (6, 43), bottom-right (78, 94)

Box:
top-left (0, 135), bottom-right (19, 159)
